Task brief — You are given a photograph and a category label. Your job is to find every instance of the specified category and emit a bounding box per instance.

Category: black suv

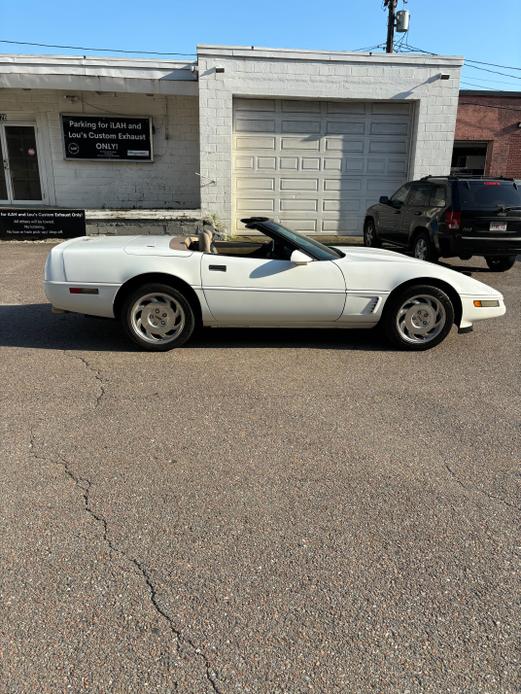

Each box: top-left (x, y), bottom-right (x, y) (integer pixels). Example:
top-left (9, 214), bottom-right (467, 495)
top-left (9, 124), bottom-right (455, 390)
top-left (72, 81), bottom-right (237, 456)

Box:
top-left (364, 176), bottom-right (521, 271)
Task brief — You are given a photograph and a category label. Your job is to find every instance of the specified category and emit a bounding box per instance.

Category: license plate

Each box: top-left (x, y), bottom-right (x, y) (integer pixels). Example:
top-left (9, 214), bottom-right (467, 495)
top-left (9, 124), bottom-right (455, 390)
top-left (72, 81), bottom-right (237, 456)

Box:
top-left (490, 222), bottom-right (507, 231)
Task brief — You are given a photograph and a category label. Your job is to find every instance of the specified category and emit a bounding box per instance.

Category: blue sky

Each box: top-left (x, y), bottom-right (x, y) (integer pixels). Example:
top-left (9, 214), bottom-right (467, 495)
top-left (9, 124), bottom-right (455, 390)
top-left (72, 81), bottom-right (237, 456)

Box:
top-left (2, 0), bottom-right (521, 90)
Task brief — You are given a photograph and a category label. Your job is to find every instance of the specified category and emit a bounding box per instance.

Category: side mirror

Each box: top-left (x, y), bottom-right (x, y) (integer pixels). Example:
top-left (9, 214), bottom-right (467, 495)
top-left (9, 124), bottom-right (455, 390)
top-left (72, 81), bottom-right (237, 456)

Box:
top-left (290, 249), bottom-right (313, 265)
top-left (379, 195), bottom-right (389, 204)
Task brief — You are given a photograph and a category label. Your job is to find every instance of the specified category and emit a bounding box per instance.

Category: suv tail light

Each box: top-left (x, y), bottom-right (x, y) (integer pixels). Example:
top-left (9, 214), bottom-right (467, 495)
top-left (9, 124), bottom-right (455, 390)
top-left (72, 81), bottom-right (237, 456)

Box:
top-left (444, 209), bottom-right (461, 230)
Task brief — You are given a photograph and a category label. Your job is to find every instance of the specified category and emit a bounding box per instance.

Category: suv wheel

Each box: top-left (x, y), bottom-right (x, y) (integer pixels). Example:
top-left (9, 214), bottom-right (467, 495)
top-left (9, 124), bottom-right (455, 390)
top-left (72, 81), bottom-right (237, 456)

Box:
top-left (364, 219), bottom-right (381, 248)
top-left (413, 232), bottom-right (438, 263)
top-left (485, 256), bottom-right (516, 272)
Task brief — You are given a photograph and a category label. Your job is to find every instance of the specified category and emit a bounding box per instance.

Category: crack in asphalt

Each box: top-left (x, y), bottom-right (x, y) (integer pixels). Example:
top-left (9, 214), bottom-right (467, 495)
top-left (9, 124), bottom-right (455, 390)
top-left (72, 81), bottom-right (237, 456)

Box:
top-left (444, 463), bottom-right (519, 512)
top-left (29, 433), bottom-right (221, 694)
top-left (64, 352), bottom-right (107, 408)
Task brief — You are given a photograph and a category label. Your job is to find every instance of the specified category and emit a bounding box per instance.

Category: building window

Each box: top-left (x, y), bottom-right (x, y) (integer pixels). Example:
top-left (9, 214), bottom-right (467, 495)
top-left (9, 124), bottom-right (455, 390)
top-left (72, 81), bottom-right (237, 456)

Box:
top-left (451, 141), bottom-right (488, 176)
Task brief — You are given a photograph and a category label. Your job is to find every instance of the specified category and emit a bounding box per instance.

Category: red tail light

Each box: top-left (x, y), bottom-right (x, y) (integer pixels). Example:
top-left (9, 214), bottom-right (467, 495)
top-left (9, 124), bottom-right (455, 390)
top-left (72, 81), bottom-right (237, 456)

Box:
top-left (444, 209), bottom-right (461, 230)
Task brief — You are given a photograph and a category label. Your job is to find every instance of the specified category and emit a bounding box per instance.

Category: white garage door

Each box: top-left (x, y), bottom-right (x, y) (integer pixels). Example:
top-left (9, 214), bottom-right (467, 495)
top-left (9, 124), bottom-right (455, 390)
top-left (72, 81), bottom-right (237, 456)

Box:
top-left (233, 98), bottom-right (413, 234)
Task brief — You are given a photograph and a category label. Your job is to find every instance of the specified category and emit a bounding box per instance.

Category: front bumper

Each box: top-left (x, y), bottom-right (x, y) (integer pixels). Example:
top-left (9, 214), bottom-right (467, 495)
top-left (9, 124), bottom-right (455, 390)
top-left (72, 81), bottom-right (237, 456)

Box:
top-left (459, 294), bottom-right (506, 329)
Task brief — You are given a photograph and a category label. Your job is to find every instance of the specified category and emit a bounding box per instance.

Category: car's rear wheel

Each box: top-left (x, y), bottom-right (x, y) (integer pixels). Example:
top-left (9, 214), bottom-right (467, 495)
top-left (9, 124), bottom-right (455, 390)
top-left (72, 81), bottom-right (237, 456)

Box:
top-left (412, 232), bottom-right (438, 263)
top-left (121, 283), bottom-right (195, 351)
top-left (485, 255), bottom-right (516, 272)
top-left (364, 219), bottom-right (381, 248)
top-left (383, 284), bottom-right (454, 351)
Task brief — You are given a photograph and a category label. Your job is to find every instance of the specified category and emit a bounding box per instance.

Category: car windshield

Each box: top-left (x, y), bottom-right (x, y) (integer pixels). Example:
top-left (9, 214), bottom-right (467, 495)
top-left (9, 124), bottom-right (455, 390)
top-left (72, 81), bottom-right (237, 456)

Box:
top-left (458, 180), bottom-right (521, 210)
top-left (260, 221), bottom-right (344, 260)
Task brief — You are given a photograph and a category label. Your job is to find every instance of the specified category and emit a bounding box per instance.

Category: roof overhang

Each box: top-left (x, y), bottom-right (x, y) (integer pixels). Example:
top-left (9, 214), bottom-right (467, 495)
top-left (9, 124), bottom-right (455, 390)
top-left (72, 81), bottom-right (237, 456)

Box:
top-left (0, 54), bottom-right (198, 95)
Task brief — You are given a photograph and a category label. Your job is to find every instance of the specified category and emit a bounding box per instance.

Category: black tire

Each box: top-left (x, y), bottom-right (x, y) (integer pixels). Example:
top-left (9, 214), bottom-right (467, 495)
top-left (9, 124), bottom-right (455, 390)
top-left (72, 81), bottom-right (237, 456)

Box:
top-left (382, 284), bottom-right (455, 351)
top-left (412, 231), bottom-right (438, 263)
top-left (485, 255), bottom-right (516, 272)
top-left (120, 282), bottom-right (195, 351)
top-left (364, 218), bottom-right (381, 248)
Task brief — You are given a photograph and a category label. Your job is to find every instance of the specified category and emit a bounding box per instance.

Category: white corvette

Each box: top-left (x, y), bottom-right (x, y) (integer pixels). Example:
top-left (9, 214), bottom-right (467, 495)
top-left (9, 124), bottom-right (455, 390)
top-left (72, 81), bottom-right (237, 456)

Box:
top-left (44, 217), bottom-right (506, 351)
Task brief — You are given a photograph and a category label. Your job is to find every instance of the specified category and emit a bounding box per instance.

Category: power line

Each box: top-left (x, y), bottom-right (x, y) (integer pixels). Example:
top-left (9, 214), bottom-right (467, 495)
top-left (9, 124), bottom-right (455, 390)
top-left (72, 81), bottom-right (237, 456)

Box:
top-left (459, 100), bottom-right (521, 112)
top-left (0, 38), bottom-right (195, 57)
top-left (466, 58), bottom-right (521, 73)
top-left (464, 62), bottom-right (521, 81)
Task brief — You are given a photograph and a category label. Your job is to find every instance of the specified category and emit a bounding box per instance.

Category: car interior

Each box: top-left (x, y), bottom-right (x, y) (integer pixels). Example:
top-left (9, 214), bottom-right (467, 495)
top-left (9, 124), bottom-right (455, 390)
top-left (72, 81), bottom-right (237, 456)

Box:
top-left (173, 234), bottom-right (296, 260)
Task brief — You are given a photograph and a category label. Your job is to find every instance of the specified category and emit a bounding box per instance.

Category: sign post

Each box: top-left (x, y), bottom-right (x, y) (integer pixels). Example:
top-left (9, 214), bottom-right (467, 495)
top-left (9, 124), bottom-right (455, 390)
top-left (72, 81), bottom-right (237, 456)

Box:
top-left (61, 115), bottom-right (153, 161)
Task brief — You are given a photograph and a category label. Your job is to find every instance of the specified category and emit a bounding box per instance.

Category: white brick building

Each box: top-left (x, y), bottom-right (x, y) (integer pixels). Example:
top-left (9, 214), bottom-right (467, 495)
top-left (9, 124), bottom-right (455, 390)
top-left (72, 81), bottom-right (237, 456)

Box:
top-left (0, 46), bottom-right (463, 235)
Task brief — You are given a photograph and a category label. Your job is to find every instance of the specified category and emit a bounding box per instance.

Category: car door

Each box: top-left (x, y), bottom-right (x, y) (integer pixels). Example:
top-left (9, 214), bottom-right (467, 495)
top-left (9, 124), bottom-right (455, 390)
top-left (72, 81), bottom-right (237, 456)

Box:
top-left (378, 183), bottom-right (411, 244)
top-left (201, 254), bottom-right (346, 323)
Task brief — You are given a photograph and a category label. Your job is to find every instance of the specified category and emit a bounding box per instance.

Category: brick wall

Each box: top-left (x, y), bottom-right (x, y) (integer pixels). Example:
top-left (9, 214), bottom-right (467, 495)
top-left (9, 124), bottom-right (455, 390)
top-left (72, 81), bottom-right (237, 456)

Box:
top-left (455, 94), bottom-right (521, 177)
top-left (198, 46), bottom-right (463, 233)
top-left (0, 89), bottom-right (200, 208)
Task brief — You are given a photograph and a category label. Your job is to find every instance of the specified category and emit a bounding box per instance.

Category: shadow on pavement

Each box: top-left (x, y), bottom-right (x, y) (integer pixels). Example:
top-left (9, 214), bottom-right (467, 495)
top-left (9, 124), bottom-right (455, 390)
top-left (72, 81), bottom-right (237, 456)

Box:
top-left (0, 304), bottom-right (394, 353)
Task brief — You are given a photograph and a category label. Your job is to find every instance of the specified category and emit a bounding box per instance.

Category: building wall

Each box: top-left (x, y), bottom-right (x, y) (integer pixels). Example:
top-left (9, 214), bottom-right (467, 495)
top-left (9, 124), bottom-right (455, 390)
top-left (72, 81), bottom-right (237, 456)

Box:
top-left (198, 46), bottom-right (462, 233)
top-left (0, 89), bottom-right (200, 208)
top-left (455, 94), bottom-right (521, 178)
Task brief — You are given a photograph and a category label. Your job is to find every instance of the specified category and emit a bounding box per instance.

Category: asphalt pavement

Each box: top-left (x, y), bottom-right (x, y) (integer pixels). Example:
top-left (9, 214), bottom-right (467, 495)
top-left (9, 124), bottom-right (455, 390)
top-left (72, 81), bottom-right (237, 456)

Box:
top-left (1, 243), bottom-right (519, 693)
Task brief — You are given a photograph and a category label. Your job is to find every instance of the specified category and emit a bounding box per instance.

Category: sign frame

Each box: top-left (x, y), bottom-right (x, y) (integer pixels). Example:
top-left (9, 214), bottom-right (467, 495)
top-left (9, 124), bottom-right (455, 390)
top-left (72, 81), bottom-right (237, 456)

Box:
top-left (0, 208), bottom-right (86, 240)
top-left (60, 113), bottom-right (154, 163)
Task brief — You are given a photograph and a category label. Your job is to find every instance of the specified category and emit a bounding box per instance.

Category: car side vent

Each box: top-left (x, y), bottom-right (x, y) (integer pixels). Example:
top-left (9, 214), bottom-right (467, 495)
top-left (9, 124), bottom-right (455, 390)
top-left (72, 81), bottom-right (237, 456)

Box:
top-left (365, 296), bottom-right (380, 314)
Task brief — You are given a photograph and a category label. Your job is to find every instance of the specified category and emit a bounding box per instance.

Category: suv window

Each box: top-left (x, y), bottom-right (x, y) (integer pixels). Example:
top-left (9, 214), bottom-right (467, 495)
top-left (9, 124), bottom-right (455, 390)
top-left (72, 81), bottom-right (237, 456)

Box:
top-left (390, 183), bottom-right (411, 206)
top-left (431, 185), bottom-right (448, 207)
top-left (408, 184), bottom-right (432, 207)
top-left (457, 180), bottom-right (521, 210)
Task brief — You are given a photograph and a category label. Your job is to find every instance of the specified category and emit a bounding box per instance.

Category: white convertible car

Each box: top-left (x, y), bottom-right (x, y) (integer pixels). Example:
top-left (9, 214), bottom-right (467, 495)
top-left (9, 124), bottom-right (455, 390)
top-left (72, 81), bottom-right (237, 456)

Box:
top-left (44, 217), bottom-right (506, 351)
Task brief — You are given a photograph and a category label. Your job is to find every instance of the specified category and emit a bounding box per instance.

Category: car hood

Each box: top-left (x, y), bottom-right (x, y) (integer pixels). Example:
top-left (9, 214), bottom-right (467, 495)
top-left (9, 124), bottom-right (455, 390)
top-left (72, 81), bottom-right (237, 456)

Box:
top-left (331, 246), bottom-right (504, 298)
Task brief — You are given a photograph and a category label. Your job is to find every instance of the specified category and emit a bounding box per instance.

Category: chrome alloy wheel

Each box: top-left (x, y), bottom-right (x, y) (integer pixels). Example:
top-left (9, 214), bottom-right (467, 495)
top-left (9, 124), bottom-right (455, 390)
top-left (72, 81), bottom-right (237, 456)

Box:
top-left (396, 294), bottom-right (446, 345)
top-left (414, 237), bottom-right (429, 260)
top-left (130, 292), bottom-right (186, 345)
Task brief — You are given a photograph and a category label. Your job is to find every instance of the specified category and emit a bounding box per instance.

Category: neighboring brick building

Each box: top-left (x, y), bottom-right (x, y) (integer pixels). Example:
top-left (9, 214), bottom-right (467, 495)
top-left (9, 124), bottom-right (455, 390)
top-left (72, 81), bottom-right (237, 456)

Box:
top-left (453, 91), bottom-right (521, 178)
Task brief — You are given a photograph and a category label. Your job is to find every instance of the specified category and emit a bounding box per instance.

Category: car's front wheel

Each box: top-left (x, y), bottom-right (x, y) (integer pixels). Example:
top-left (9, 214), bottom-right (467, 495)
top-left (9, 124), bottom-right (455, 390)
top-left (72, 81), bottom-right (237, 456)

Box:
top-left (485, 255), bottom-right (516, 272)
top-left (383, 284), bottom-right (455, 351)
top-left (364, 219), bottom-right (381, 247)
top-left (121, 283), bottom-right (195, 351)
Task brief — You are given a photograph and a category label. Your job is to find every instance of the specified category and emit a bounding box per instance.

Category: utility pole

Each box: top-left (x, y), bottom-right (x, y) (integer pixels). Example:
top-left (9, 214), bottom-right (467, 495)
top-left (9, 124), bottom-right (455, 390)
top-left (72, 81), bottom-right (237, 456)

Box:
top-left (385, 0), bottom-right (397, 53)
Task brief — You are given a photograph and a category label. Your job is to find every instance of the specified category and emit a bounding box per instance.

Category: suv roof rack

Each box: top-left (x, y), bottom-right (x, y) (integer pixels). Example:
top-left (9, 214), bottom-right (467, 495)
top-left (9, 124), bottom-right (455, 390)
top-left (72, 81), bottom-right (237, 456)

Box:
top-left (420, 174), bottom-right (515, 181)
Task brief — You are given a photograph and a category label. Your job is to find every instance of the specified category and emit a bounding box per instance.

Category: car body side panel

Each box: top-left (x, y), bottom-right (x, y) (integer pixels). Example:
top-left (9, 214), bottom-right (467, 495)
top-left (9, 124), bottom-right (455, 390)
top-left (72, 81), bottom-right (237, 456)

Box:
top-left (44, 236), bottom-right (205, 319)
top-left (333, 246), bottom-right (505, 326)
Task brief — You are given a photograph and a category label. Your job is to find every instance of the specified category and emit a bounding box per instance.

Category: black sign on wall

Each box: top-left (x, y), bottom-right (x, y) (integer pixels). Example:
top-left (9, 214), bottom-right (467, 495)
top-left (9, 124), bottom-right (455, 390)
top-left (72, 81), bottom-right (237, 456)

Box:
top-left (61, 114), bottom-right (153, 161)
top-left (0, 209), bottom-right (86, 240)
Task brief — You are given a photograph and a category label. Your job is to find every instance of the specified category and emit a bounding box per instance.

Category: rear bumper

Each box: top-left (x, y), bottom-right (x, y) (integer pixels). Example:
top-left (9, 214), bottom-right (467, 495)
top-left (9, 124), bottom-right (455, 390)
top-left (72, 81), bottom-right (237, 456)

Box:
top-left (436, 233), bottom-right (521, 257)
top-left (44, 281), bottom-right (118, 318)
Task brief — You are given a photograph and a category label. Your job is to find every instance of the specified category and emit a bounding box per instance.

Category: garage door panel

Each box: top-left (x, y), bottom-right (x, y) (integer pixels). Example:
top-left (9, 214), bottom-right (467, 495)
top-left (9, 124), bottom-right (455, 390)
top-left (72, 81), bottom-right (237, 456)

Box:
top-left (257, 157), bottom-right (277, 170)
top-left (325, 138), bottom-right (365, 153)
top-left (281, 120), bottom-right (321, 133)
top-left (235, 98), bottom-right (276, 112)
top-left (233, 98), bottom-right (411, 234)
top-left (280, 157), bottom-right (299, 170)
top-left (236, 198), bottom-right (275, 212)
top-left (280, 199), bottom-right (318, 211)
top-left (325, 121), bottom-right (366, 135)
top-left (236, 136), bottom-right (276, 150)
top-left (281, 100), bottom-right (321, 113)
top-left (281, 178), bottom-right (319, 191)
top-left (281, 137), bottom-right (320, 151)
top-left (235, 118), bottom-right (276, 133)
top-left (279, 218), bottom-right (317, 231)
top-left (236, 178), bottom-right (275, 191)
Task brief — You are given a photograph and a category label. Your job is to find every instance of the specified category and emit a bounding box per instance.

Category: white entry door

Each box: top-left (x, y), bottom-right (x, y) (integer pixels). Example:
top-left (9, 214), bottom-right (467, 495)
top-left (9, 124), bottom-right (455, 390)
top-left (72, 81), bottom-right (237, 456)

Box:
top-left (201, 254), bottom-right (346, 323)
top-left (0, 124), bottom-right (44, 203)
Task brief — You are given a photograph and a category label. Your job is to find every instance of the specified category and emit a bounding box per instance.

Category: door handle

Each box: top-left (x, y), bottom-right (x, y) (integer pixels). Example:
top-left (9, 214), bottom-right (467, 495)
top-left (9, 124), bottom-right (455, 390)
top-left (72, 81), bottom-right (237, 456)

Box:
top-left (209, 264), bottom-right (226, 272)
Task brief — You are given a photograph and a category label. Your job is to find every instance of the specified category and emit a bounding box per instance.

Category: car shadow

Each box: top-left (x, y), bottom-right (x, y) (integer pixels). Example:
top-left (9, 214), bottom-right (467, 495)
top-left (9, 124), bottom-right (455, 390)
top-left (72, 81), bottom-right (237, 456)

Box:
top-left (0, 304), bottom-right (396, 352)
